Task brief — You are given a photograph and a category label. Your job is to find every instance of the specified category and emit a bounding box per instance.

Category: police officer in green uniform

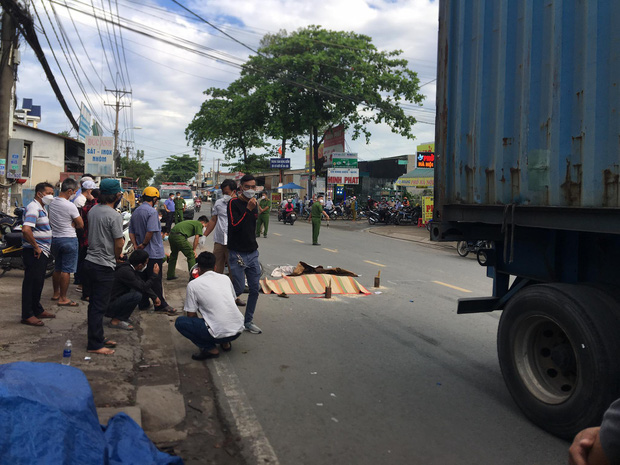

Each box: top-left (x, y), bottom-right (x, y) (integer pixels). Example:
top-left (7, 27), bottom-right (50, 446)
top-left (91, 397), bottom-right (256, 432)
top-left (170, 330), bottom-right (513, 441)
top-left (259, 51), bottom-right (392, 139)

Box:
top-left (309, 194), bottom-right (330, 246)
top-left (173, 192), bottom-right (186, 224)
top-left (167, 216), bottom-right (209, 280)
top-left (256, 192), bottom-right (271, 238)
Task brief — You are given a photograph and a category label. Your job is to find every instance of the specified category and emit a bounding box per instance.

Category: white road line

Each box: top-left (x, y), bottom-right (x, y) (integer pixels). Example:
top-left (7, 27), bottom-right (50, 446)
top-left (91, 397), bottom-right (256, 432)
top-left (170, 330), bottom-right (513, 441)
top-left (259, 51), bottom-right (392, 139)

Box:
top-left (364, 260), bottom-right (386, 268)
top-left (432, 280), bottom-right (472, 293)
top-left (293, 239), bottom-right (304, 243)
top-left (323, 248), bottom-right (338, 253)
top-left (273, 233), bottom-right (282, 236)
top-left (213, 359), bottom-right (280, 464)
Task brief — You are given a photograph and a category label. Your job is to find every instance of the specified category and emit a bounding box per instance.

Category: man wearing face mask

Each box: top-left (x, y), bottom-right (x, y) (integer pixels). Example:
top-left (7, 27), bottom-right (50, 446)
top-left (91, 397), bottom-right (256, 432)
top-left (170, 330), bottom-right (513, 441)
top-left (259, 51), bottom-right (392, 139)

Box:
top-left (203, 179), bottom-right (236, 275)
top-left (173, 192), bottom-right (186, 224)
top-left (106, 250), bottom-right (161, 330)
top-left (20, 182), bottom-right (56, 326)
top-left (129, 187), bottom-right (177, 315)
top-left (166, 215), bottom-right (209, 280)
top-left (228, 174), bottom-right (262, 334)
top-left (83, 178), bottom-right (125, 355)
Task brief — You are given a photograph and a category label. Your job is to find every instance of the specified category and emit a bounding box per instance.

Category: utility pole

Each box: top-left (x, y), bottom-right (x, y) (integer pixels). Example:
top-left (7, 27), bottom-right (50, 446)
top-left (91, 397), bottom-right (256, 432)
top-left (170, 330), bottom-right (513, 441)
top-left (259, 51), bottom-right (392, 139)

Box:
top-left (197, 146), bottom-right (202, 187)
top-left (0, 10), bottom-right (18, 212)
top-left (216, 158), bottom-right (221, 187)
top-left (308, 132), bottom-right (313, 198)
top-left (104, 88), bottom-right (131, 176)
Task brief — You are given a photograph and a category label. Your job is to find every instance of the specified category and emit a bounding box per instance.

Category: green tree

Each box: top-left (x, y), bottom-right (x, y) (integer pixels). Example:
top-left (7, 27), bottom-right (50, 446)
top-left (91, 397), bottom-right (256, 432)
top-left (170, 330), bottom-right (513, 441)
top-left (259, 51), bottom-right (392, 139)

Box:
top-left (185, 79), bottom-right (269, 170)
top-left (243, 26), bottom-right (425, 173)
top-left (157, 154), bottom-right (198, 184)
top-left (223, 153), bottom-right (271, 174)
top-left (118, 157), bottom-right (154, 188)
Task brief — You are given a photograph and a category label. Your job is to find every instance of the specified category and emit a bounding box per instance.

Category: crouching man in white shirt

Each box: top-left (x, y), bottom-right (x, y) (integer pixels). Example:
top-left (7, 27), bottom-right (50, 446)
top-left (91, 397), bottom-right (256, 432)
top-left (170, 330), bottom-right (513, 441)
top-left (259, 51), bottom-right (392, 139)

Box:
top-left (175, 251), bottom-right (245, 360)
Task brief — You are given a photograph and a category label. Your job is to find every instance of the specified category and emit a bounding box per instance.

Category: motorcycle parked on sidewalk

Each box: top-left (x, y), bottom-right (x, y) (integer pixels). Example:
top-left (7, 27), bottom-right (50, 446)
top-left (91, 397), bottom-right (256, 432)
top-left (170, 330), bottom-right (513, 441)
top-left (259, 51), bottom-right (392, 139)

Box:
top-left (456, 240), bottom-right (491, 257)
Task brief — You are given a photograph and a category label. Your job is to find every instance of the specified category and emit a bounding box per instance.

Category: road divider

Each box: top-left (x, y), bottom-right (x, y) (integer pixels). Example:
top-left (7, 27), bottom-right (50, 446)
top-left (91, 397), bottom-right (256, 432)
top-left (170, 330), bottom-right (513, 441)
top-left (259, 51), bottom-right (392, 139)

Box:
top-left (432, 280), bottom-right (472, 293)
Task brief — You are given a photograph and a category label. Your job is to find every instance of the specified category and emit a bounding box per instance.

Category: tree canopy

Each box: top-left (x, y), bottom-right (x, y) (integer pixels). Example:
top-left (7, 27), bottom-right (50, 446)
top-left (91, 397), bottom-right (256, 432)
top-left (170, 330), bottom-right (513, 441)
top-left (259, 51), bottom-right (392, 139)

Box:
top-left (186, 25), bottom-right (425, 174)
top-left (119, 156), bottom-right (154, 188)
top-left (154, 154), bottom-right (198, 184)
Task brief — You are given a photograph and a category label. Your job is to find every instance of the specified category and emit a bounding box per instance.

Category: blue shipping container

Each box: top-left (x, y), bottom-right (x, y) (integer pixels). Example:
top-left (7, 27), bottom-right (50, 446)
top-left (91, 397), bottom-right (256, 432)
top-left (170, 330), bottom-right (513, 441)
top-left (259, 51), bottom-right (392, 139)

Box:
top-left (435, 0), bottom-right (620, 218)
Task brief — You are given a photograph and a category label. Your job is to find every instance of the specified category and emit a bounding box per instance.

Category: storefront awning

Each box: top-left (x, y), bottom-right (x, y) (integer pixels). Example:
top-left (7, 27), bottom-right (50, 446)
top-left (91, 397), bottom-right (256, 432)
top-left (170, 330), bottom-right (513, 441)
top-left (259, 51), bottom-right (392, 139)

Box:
top-left (395, 168), bottom-right (434, 187)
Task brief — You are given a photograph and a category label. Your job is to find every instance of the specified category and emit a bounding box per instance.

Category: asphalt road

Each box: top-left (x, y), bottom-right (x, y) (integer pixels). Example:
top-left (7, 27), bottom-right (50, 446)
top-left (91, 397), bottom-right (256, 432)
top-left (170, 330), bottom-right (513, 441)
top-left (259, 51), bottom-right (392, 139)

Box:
top-left (193, 208), bottom-right (569, 465)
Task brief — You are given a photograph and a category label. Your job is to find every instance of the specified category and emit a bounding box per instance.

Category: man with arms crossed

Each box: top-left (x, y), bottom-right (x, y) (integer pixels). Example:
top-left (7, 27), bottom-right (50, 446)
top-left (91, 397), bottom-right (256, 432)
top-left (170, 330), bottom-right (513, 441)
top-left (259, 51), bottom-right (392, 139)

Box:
top-left (228, 174), bottom-right (262, 334)
top-left (20, 182), bottom-right (56, 326)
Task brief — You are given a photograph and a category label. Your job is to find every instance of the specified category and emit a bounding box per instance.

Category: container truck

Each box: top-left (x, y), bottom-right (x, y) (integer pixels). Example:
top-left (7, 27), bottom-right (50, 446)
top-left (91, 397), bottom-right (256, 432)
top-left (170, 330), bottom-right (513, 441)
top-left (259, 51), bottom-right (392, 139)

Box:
top-left (431, 0), bottom-right (620, 439)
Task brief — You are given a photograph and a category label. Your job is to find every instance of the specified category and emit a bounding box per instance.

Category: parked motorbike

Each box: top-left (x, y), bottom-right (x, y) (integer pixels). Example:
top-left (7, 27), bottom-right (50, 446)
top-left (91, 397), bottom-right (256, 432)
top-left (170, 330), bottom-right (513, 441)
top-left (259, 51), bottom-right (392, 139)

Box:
top-left (0, 207), bottom-right (55, 278)
top-left (120, 211), bottom-right (134, 257)
top-left (367, 207), bottom-right (397, 225)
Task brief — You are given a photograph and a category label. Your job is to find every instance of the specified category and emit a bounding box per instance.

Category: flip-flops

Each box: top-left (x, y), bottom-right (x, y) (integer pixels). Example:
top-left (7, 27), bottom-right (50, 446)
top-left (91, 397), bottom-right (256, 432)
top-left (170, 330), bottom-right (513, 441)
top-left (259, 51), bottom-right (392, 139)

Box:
top-left (21, 319), bottom-right (44, 327)
top-left (38, 312), bottom-right (56, 319)
top-left (108, 321), bottom-right (134, 331)
top-left (57, 301), bottom-right (79, 307)
top-left (104, 339), bottom-right (117, 348)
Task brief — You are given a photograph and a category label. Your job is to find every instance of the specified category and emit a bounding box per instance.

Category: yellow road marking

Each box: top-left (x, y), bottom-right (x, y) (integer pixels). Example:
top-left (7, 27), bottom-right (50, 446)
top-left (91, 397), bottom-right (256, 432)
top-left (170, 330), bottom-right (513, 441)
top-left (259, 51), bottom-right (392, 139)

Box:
top-left (364, 260), bottom-right (386, 268)
top-left (293, 239), bottom-right (304, 243)
top-left (323, 248), bottom-right (338, 253)
top-left (273, 233), bottom-right (282, 236)
top-left (432, 280), bottom-right (472, 293)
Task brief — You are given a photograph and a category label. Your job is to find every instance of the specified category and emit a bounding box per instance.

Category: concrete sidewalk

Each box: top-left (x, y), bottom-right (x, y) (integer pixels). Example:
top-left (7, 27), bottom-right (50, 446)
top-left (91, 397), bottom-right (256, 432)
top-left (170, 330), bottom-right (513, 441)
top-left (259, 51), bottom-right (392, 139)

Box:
top-left (0, 250), bottom-right (243, 464)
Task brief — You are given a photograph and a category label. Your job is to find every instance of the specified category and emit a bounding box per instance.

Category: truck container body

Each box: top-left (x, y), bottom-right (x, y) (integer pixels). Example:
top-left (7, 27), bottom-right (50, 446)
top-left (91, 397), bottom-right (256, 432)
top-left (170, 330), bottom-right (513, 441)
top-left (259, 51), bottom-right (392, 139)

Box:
top-left (433, 0), bottom-right (620, 438)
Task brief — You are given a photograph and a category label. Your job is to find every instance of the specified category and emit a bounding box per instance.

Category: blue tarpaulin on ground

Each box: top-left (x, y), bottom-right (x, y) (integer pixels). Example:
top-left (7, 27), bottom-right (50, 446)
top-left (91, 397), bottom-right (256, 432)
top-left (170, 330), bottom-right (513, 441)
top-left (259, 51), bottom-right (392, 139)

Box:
top-left (0, 362), bottom-right (183, 465)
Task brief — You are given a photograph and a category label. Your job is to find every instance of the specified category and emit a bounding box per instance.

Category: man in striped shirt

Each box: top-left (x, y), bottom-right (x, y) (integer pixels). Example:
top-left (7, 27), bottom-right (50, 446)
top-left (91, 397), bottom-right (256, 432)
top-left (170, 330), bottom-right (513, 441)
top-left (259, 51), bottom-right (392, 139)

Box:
top-left (21, 182), bottom-right (56, 326)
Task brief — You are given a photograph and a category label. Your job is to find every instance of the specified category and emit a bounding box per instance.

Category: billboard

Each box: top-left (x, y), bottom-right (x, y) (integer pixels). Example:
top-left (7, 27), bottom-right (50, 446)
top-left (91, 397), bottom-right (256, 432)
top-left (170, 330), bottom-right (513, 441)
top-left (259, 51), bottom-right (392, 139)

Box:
top-left (305, 143), bottom-right (324, 173)
top-left (423, 196), bottom-right (434, 223)
top-left (326, 152), bottom-right (358, 168)
top-left (270, 158), bottom-right (291, 169)
top-left (78, 103), bottom-right (91, 141)
top-left (416, 142), bottom-right (435, 168)
top-left (85, 136), bottom-right (114, 176)
top-left (327, 168), bottom-right (359, 185)
top-left (323, 124), bottom-right (345, 162)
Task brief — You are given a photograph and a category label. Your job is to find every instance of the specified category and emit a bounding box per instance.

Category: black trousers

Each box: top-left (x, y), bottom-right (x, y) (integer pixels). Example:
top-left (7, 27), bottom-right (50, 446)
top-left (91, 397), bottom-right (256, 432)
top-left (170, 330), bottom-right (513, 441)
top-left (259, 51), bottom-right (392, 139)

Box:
top-left (164, 211), bottom-right (174, 234)
top-left (139, 257), bottom-right (167, 310)
top-left (106, 289), bottom-right (142, 321)
top-left (74, 245), bottom-right (88, 285)
top-left (21, 248), bottom-right (48, 320)
top-left (84, 261), bottom-right (115, 350)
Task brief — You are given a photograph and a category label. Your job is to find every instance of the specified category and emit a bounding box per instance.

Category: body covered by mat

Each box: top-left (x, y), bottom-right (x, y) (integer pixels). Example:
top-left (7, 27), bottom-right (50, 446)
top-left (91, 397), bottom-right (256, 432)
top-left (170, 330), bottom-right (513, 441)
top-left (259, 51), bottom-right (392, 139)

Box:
top-left (0, 361), bottom-right (183, 465)
top-left (260, 273), bottom-right (370, 295)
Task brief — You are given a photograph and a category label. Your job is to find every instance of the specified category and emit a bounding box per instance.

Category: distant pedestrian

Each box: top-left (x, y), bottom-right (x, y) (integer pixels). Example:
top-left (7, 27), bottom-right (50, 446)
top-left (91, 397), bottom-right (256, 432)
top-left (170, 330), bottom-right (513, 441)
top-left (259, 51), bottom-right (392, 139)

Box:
top-left (163, 192), bottom-right (175, 235)
top-left (351, 196), bottom-right (357, 221)
top-left (203, 179), bottom-right (236, 274)
top-left (49, 178), bottom-right (83, 307)
top-left (228, 174), bottom-right (262, 334)
top-left (83, 178), bottom-right (125, 355)
top-left (256, 192), bottom-right (270, 237)
top-left (309, 194), bottom-right (330, 246)
top-left (175, 251), bottom-right (244, 360)
top-left (20, 182), bottom-right (56, 327)
top-left (166, 216), bottom-right (209, 280)
top-left (106, 250), bottom-right (161, 331)
top-left (173, 192), bottom-right (186, 224)
top-left (129, 186), bottom-right (177, 315)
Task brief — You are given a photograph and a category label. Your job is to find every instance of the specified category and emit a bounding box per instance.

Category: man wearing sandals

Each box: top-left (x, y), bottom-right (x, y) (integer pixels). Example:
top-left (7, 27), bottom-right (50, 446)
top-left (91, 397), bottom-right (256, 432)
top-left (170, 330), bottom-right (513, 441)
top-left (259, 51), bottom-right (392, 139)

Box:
top-left (106, 250), bottom-right (160, 330)
top-left (83, 179), bottom-right (125, 355)
top-left (174, 252), bottom-right (244, 360)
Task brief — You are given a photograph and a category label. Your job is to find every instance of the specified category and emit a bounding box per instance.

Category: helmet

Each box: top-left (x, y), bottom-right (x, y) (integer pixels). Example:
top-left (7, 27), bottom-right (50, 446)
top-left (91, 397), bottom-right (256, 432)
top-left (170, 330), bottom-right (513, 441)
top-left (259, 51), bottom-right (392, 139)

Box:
top-left (143, 186), bottom-right (160, 197)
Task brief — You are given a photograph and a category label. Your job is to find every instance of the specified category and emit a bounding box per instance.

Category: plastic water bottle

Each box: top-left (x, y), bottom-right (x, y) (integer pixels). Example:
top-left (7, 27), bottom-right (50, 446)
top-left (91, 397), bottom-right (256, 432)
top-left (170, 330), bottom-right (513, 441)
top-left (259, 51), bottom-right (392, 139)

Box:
top-left (62, 340), bottom-right (72, 366)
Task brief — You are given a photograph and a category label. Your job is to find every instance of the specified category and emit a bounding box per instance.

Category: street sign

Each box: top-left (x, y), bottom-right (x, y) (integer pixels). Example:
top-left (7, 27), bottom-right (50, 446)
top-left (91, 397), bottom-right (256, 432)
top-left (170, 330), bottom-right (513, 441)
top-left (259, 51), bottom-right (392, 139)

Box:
top-left (270, 158), bottom-right (291, 169)
top-left (85, 136), bottom-right (114, 176)
top-left (398, 159), bottom-right (408, 165)
top-left (325, 151), bottom-right (357, 168)
top-left (7, 139), bottom-right (24, 179)
top-left (327, 168), bottom-right (359, 185)
top-left (78, 103), bottom-right (91, 141)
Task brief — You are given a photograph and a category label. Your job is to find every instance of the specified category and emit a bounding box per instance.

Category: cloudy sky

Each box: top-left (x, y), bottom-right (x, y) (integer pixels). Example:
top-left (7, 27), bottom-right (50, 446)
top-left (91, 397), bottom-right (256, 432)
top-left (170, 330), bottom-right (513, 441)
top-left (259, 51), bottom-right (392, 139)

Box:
top-left (16, 0), bottom-right (439, 172)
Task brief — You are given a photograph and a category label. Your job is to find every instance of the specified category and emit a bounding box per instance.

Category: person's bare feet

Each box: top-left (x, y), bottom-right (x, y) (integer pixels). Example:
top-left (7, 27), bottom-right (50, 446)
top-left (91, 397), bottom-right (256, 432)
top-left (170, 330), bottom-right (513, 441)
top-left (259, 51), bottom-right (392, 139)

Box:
top-left (88, 347), bottom-right (115, 355)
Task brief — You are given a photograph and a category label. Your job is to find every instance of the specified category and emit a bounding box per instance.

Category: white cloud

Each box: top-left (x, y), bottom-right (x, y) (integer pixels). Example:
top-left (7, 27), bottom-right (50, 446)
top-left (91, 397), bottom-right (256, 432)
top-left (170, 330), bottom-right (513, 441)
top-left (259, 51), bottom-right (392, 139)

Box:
top-left (16, 0), bottom-right (438, 172)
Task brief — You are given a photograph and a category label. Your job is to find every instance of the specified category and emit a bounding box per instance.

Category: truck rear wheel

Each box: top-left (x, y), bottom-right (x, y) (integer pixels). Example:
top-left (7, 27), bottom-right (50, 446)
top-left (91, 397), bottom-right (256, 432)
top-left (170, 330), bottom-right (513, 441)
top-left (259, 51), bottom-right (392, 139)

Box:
top-left (497, 284), bottom-right (620, 439)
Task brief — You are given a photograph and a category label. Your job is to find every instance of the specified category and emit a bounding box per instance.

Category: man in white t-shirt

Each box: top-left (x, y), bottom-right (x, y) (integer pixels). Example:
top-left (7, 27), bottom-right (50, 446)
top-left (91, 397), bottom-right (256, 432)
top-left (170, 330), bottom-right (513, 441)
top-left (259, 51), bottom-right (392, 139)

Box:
top-left (203, 179), bottom-right (236, 274)
top-left (174, 251), bottom-right (244, 360)
top-left (73, 179), bottom-right (97, 208)
top-left (49, 178), bottom-right (84, 306)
